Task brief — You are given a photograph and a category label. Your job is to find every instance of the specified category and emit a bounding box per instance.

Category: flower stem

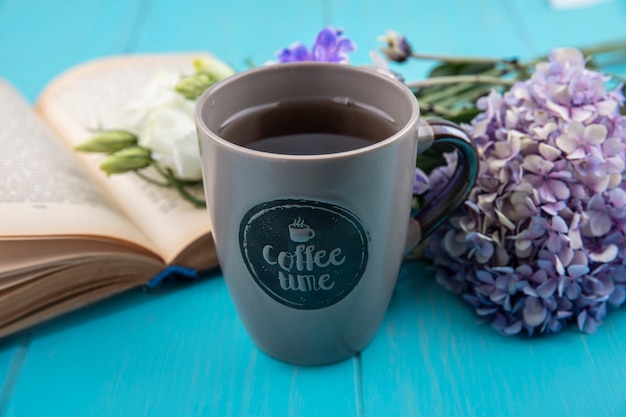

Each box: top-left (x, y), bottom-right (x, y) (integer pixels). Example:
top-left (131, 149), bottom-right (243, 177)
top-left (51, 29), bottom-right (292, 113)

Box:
top-left (151, 162), bottom-right (173, 182)
top-left (162, 167), bottom-right (206, 208)
top-left (150, 163), bottom-right (206, 208)
top-left (415, 66), bottom-right (513, 104)
top-left (606, 72), bottom-right (626, 83)
top-left (417, 81), bottom-right (476, 104)
top-left (517, 40), bottom-right (626, 68)
top-left (134, 169), bottom-right (171, 187)
top-left (406, 75), bottom-right (516, 90)
top-left (418, 82), bottom-right (486, 105)
top-left (579, 40), bottom-right (626, 56)
top-left (410, 52), bottom-right (517, 66)
top-left (436, 86), bottom-right (494, 108)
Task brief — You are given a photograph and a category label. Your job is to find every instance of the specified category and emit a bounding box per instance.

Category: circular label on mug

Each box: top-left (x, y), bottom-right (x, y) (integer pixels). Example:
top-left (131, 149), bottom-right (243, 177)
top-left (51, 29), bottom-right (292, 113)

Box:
top-left (239, 199), bottom-right (369, 309)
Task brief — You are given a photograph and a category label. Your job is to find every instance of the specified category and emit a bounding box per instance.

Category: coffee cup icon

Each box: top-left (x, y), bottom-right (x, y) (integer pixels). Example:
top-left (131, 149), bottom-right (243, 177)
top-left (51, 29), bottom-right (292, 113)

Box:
top-left (289, 218), bottom-right (315, 243)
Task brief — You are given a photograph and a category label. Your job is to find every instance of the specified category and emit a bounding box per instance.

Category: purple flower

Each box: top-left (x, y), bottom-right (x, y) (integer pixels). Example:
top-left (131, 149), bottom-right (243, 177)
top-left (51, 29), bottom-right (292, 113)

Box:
top-left (555, 121), bottom-right (608, 160)
top-left (422, 47), bottom-right (626, 336)
top-left (522, 154), bottom-right (571, 204)
top-left (378, 30), bottom-right (413, 63)
top-left (276, 27), bottom-right (356, 64)
top-left (413, 168), bottom-right (430, 194)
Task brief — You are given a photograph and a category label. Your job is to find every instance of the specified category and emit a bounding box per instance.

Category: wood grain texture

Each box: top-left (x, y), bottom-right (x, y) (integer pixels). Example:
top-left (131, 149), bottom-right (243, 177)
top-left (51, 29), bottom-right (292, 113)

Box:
top-left (0, 0), bottom-right (145, 101)
top-left (362, 263), bottom-right (626, 417)
top-left (1, 0), bottom-right (626, 416)
top-left (0, 339), bottom-right (28, 415)
top-left (1, 277), bottom-right (359, 417)
top-left (509, 0), bottom-right (626, 53)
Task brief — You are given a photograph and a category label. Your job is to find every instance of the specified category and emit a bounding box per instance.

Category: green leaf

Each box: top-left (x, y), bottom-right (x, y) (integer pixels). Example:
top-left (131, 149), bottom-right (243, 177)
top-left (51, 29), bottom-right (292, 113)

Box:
top-left (416, 145), bottom-right (447, 174)
top-left (428, 62), bottom-right (495, 78)
top-left (446, 106), bottom-right (481, 124)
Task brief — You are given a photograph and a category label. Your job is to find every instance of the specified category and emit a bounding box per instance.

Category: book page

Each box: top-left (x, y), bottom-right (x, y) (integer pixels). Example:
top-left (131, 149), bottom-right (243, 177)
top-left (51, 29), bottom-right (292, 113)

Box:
top-left (35, 54), bottom-right (215, 264)
top-left (0, 237), bottom-right (162, 291)
top-left (0, 79), bottom-right (158, 254)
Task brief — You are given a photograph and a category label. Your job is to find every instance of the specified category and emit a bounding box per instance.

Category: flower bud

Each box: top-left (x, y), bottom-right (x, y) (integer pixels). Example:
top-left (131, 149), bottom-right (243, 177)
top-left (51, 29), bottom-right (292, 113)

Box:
top-left (193, 56), bottom-right (236, 79)
top-left (99, 146), bottom-right (151, 175)
top-left (175, 72), bottom-right (218, 100)
top-left (378, 30), bottom-right (413, 63)
top-left (175, 56), bottom-right (235, 100)
top-left (75, 130), bottom-right (137, 153)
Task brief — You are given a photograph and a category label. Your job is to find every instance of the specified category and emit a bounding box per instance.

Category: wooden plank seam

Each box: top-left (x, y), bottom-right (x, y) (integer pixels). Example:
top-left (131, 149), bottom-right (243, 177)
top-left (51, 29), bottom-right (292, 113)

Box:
top-left (353, 353), bottom-right (366, 417)
top-left (0, 335), bottom-right (30, 415)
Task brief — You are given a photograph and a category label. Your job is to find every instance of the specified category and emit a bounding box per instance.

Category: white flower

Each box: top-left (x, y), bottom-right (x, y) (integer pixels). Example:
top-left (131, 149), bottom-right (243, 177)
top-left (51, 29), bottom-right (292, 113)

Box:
top-left (125, 71), bottom-right (202, 180)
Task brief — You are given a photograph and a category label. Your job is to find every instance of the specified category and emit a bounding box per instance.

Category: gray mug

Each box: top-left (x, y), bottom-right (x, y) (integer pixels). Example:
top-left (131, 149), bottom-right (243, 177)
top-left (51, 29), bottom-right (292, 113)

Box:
top-left (195, 62), bottom-right (478, 365)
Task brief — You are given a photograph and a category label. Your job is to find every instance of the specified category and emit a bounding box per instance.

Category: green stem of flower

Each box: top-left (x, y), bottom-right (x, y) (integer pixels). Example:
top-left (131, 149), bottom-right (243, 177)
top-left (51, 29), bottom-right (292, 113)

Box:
top-left (149, 163), bottom-right (206, 208)
top-left (436, 86), bottom-right (494, 108)
top-left (151, 162), bottom-right (174, 182)
top-left (607, 72), bottom-right (626, 83)
top-left (174, 178), bottom-right (204, 186)
top-left (162, 168), bottom-right (206, 208)
top-left (579, 40), bottom-right (626, 57)
top-left (417, 82), bottom-right (475, 104)
top-left (415, 66), bottom-right (510, 103)
top-left (418, 82), bottom-right (488, 106)
top-left (134, 169), bottom-right (171, 187)
top-left (410, 52), bottom-right (516, 66)
top-left (518, 40), bottom-right (626, 68)
top-left (406, 75), bottom-right (516, 90)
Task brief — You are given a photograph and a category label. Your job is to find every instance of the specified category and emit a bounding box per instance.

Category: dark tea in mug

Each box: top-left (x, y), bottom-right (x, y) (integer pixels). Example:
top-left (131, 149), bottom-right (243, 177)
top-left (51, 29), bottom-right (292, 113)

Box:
top-left (217, 96), bottom-right (399, 155)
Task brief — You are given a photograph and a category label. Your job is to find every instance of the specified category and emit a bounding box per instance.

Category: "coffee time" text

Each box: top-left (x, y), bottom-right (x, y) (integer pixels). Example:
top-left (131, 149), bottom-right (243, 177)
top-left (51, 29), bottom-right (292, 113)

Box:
top-left (262, 244), bottom-right (345, 292)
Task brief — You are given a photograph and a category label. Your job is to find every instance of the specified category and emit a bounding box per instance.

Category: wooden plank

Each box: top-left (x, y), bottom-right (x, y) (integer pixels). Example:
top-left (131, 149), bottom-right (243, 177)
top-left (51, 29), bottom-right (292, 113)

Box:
top-left (129, 0), bottom-right (329, 71)
top-left (129, 0), bottom-right (537, 77)
top-left (509, 0), bottom-right (626, 79)
top-left (361, 262), bottom-right (626, 417)
top-left (321, 0), bottom-right (538, 81)
top-left (0, 338), bottom-right (29, 415)
top-left (509, 0), bottom-right (626, 54)
top-left (4, 277), bottom-right (359, 417)
top-left (0, 0), bottom-right (144, 101)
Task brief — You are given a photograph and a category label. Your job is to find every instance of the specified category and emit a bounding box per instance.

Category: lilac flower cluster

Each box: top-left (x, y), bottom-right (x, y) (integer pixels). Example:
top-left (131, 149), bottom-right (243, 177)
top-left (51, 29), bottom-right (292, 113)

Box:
top-left (423, 48), bottom-right (626, 335)
top-left (276, 26), bottom-right (356, 64)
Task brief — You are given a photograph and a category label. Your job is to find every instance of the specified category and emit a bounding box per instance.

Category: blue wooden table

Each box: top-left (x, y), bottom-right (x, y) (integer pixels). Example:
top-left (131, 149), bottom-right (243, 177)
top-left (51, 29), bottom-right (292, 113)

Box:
top-left (2, 1), bottom-right (626, 416)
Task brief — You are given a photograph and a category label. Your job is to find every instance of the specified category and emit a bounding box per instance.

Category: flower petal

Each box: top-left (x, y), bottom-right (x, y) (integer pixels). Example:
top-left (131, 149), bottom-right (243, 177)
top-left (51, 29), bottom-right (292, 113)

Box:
top-left (550, 47), bottom-right (585, 67)
top-left (609, 286), bottom-right (626, 306)
top-left (547, 179), bottom-right (571, 201)
top-left (583, 124), bottom-right (608, 145)
top-left (523, 154), bottom-right (554, 174)
top-left (413, 168), bottom-right (430, 194)
top-left (537, 278), bottom-right (557, 298)
top-left (589, 244), bottom-right (618, 263)
top-left (503, 321), bottom-right (523, 335)
top-left (538, 143), bottom-right (562, 161)
top-left (523, 296), bottom-right (548, 327)
top-left (567, 264), bottom-right (590, 279)
top-left (589, 212), bottom-right (612, 237)
top-left (551, 215), bottom-right (569, 233)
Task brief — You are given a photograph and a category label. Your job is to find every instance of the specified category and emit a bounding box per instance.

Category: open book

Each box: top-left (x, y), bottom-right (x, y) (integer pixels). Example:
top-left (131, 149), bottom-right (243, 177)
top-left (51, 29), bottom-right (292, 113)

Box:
top-left (0, 53), bottom-right (220, 338)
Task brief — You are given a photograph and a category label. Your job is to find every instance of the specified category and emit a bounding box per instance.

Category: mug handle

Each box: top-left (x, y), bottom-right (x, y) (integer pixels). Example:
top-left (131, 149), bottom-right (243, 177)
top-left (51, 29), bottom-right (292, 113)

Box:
top-left (404, 119), bottom-right (479, 254)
